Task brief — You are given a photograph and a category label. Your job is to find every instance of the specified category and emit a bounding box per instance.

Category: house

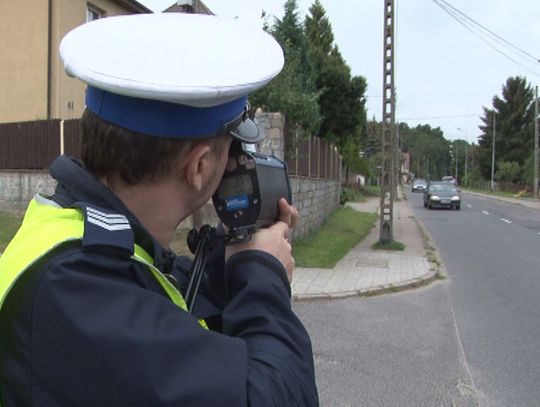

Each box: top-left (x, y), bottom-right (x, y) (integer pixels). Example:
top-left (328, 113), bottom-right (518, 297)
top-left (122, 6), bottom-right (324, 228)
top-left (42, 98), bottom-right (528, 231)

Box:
top-left (0, 1), bottom-right (216, 125)
top-left (0, 0), bottom-right (151, 124)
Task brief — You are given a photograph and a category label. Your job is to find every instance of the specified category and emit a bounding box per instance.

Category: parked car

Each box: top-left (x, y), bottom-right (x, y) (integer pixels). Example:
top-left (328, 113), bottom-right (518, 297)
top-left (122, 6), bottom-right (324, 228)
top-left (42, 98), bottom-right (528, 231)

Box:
top-left (423, 181), bottom-right (461, 210)
top-left (441, 176), bottom-right (455, 185)
top-left (411, 178), bottom-right (427, 192)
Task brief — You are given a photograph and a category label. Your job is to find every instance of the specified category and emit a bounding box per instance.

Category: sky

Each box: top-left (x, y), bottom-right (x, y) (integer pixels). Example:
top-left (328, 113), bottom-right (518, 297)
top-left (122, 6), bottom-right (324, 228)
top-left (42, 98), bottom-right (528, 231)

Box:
top-left (139, 0), bottom-right (540, 143)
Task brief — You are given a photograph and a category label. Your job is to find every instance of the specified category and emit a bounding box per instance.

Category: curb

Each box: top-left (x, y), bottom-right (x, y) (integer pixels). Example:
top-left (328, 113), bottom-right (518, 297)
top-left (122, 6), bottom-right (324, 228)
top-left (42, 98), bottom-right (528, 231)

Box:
top-left (292, 269), bottom-right (439, 302)
top-left (410, 214), bottom-right (447, 279)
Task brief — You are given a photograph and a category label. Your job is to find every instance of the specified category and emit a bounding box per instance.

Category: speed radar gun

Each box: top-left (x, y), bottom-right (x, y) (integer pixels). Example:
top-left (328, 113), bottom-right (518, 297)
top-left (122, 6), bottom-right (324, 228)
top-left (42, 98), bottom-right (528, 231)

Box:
top-left (185, 140), bottom-right (292, 311)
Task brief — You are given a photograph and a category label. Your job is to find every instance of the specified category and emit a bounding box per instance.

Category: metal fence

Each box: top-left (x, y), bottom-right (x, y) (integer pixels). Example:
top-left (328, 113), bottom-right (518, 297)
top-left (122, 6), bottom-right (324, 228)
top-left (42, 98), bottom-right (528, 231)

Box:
top-left (285, 131), bottom-right (341, 180)
top-left (0, 119), bottom-right (82, 169)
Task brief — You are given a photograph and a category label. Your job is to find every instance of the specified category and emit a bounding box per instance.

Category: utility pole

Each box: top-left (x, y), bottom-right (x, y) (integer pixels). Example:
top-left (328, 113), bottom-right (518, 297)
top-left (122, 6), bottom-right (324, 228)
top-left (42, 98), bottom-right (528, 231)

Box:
top-left (379, 0), bottom-right (396, 244)
top-left (534, 86), bottom-right (539, 199)
top-left (491, 112), bottom-right (496, 191)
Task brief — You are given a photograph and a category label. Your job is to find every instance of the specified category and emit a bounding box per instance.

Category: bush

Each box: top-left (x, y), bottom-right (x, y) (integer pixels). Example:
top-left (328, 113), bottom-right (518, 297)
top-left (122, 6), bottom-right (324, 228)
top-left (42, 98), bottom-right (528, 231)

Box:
top-left (340, 186), bottom-right (364, 204)
top-left (496, 161), bottom-right (521, 183)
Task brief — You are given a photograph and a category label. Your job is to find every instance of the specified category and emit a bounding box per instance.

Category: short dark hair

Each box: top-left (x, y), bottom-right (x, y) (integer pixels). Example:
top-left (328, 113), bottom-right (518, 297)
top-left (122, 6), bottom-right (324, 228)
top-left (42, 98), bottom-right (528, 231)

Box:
top-left (81, 109), bottom-right (227, 185)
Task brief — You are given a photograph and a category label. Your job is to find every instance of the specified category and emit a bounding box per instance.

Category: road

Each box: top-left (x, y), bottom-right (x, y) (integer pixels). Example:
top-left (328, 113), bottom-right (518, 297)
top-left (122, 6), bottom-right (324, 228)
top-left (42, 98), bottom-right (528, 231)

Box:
top-left (293, 191), bottom-right (540, 406)
top-left (412, 191), bottom-right (540, 406)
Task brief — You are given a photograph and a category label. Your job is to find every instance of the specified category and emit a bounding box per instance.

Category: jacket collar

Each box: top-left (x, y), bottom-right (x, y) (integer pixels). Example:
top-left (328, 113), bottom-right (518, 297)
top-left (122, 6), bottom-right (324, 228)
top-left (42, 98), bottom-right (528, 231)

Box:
top-left (49, 155), bottom-right (174, 272)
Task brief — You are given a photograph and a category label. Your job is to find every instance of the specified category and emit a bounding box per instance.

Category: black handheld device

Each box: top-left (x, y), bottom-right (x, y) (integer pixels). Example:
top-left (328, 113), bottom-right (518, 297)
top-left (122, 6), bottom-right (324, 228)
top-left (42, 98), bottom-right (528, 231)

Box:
top-left (185, 141), bottom-right (292, 312)
top-left (212, 140), bottom-right (292, 242)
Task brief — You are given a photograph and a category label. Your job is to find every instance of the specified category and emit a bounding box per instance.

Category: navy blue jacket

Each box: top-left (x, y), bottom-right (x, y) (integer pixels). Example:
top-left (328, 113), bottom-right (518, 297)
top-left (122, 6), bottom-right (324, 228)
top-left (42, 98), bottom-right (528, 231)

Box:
top-left (0, 156), bottom-right (318, 406)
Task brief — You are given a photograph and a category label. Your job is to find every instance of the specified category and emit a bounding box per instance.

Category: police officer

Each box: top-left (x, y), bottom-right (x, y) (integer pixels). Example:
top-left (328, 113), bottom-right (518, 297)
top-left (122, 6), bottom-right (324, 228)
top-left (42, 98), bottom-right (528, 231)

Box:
top-left (0, 13), bottom-right (318, 406)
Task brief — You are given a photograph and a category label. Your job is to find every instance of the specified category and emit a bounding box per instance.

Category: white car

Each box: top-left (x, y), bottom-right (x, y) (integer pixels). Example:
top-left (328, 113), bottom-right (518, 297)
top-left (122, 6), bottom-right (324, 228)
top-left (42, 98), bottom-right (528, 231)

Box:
top-left (442, 176), bottom-right (455, 185)
top-left (411, 178), bottom-right (427, 192)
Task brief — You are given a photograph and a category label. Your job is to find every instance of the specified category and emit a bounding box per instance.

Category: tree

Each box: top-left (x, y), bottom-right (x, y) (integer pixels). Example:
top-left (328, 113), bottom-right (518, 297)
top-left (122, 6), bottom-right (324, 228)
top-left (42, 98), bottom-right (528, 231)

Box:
top-left (304, 0), bottom-right (367, 169)
top-left (400, 123), bottom-right (451, 180)
top-left (250, 0), bottom-right (321, 136)
top-left (477, 76), bottom-right (535, 182)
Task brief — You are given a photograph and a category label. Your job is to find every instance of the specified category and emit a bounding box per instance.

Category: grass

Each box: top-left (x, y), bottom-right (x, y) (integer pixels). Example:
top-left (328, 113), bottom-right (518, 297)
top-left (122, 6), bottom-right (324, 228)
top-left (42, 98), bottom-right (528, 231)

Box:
top-left (360, 185), bottom-right (381, 197)
top-left (341, 185), bottom-right (381, 204)
top-left (463, 187), bottom-right (534, 199)
top-left (0, 211), bottom-right (24, 253)
top-left (0, 209), bottom-right (194, 257)
top-left (292, 207), bottom-right (378, 268)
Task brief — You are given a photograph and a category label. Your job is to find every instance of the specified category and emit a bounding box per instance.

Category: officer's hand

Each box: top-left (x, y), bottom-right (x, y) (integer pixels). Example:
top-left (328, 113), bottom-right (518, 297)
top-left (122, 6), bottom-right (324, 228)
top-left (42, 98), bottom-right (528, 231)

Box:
top-left (225, 221), bottom-right (294, 283)
top-left (277, 198), bottom-right (298, 230)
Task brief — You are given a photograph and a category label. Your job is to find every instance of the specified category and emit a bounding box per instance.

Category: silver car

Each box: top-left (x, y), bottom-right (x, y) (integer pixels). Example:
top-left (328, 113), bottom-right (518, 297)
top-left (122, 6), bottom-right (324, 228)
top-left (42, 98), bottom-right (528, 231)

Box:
top-left (411, 178), bottom-right (427, 192)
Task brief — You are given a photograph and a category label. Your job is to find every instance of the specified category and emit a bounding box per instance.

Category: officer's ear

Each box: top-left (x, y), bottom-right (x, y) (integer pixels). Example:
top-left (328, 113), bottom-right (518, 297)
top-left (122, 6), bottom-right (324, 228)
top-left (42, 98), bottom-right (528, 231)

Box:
top-left (184, 141), bottom-right (212, 192)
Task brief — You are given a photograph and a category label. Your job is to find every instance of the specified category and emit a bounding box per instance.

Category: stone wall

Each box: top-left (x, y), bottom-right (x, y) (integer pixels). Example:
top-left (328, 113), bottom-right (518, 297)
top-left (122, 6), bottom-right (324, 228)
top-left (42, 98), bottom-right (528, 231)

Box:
top-left (0, 170), bottom-right (56, 213)
top-left (256, 111), bottom-right (285, 160)
top-left (289, 176), bottom-right (340, 240)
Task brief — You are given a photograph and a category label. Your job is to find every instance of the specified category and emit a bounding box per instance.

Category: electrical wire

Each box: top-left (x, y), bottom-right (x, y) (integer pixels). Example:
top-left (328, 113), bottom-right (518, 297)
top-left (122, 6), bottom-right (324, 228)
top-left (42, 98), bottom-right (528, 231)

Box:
top-left (432, 0), bottom-right (540, 77)
top-left (433, 0), bottom-right (540, 75)
top-left (436, 0), bottom-right (540, 63)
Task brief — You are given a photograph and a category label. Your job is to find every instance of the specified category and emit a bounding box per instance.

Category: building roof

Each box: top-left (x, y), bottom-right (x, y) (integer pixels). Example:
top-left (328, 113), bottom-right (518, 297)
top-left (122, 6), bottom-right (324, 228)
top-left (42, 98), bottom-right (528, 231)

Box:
top-left (163, 1), bottom-right (213, 15)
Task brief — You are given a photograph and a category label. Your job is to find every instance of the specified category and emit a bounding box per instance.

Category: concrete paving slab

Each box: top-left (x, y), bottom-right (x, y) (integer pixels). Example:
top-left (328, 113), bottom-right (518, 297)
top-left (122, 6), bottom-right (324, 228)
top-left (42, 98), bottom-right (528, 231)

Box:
top-left (292, 192), bottom-right (439, 301)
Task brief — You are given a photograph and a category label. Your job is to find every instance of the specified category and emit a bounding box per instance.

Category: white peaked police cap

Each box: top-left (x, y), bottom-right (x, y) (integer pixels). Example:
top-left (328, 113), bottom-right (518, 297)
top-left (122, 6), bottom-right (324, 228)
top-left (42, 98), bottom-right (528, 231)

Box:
top-left (59, 13), bottom-right (284, 142)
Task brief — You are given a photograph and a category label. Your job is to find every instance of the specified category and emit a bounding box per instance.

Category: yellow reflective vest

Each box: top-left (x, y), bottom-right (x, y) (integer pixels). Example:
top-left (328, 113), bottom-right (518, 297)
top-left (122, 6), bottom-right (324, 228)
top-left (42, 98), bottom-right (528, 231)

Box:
top-left (0, 196), bottom-right (205, 327)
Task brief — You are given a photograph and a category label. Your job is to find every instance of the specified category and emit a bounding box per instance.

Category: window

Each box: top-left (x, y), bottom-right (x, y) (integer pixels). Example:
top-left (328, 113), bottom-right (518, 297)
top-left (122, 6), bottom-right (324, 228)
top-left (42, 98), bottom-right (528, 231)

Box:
top-left (86, 4), bottom-right (104, 22)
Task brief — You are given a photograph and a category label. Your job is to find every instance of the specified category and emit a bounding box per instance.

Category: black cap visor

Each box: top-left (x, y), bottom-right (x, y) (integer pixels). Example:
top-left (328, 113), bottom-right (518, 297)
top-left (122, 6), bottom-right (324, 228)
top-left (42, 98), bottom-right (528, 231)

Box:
top-left (219, 103), bottom-right (264, 144)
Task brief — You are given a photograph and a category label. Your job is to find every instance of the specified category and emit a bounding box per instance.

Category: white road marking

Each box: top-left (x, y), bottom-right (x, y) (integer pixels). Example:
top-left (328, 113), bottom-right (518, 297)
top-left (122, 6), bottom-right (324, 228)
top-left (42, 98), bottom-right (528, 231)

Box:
top-left (500, 218), bottom-right (512, 224)
top-left (482, 210), bottom-right (490, 215)
top-left (466, 204), bottom-right (472, 208)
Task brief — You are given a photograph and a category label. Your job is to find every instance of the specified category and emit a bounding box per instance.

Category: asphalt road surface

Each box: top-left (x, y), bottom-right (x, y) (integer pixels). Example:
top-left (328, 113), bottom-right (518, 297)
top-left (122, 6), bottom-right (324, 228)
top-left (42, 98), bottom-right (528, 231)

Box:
top-left (411, 191), bottom-right (540, 407)
top-left (293, 191), bottom-right (540, 406)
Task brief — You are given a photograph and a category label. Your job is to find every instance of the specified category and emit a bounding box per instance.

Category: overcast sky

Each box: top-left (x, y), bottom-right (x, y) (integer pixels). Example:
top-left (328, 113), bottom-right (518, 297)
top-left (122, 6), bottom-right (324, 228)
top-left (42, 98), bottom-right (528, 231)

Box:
top-left (139, 0), bottom-right (540, 143)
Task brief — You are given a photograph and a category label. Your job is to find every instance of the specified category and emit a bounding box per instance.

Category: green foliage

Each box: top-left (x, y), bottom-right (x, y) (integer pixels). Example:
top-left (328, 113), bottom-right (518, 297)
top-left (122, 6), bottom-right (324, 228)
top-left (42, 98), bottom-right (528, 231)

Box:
top-left (400, 122), bottom-right (451, 180)
top-left (365, 119), bottom-right (381, 157)
top-left (341, 135), bottom-right (369, 179)
top-left (477, 76), bottom-right (536, 181)
top-left (250, 41), bottom-right (321, 135)
top-left (522, 155), bottom-right (535, 186)
top-left (359, 185), bottom-right (380, 196)
top-left (340, 187), bottom-right (365, 204)
top-left (292, 207), bottom-right (377, 268)
top-left (304, 0), bottom-right (367, 154)
top-left (250, 0), bottom-right (321, 135)
top-left (254, 0), bottom-right (369, 173)
top-left (495, 161), bottom-right (522, 183)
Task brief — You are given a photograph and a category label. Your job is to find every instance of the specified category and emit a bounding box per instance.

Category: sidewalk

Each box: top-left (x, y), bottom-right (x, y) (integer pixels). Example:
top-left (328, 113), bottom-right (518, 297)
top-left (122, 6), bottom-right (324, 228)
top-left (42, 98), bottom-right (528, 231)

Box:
top-left (292, 194), bottom-right (438, 301)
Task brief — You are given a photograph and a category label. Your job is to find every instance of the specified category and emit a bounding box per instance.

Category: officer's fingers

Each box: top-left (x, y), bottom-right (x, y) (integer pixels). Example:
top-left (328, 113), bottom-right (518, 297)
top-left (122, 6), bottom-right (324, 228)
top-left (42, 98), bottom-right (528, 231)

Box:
top-left (265, 226), bottom-right (294, 281)
top-left (288, 205), bottom-right (298, 229)
top-left (283, 240), bottom-right (295, 282)
top-left (278, 198), bottom-right (298, 229)
top-left (269, 220), bottom-right (290, 240)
